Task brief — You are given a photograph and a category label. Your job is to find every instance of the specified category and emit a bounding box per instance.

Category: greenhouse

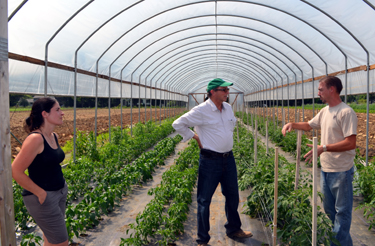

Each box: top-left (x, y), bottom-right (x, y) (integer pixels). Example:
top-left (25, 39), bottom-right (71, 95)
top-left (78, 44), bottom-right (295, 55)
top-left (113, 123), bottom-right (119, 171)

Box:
top-left (1, 0), bottom-right (375, 245)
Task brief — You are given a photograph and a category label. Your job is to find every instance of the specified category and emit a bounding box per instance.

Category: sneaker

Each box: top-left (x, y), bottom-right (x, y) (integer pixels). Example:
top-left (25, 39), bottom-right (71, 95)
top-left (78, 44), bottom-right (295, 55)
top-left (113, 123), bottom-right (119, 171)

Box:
top-left (228, 229), bottom-right (253, 238)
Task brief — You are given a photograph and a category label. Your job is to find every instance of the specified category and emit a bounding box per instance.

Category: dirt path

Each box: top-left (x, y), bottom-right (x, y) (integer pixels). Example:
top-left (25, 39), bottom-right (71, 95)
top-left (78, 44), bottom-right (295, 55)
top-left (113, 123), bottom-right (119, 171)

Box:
top-left (175, 186), bottom-right (271, 246)
top-left (9, 107), bottom-right (185, 158)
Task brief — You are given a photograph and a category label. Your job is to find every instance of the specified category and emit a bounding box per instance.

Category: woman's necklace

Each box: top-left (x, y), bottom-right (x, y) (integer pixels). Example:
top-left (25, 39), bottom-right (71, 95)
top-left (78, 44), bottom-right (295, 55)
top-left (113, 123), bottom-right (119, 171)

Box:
top-left (40, 130), bottom-right (57, 148)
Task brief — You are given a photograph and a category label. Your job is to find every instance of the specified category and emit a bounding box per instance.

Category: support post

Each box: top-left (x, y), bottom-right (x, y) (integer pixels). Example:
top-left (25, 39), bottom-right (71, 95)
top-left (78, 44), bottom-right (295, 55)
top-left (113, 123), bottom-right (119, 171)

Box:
top-left (251, 107), bottom-right (254, 137)
top-left (246, 108), bottom-right (249, 136)
top-left (312, 137), bottom-right (318, 245)
top-left (237, 119), bottom-right (239, 143)
top-left (254, 119), bottom-right (258, 164)
top-left (296, 109), bottom-right (300, 123)
top-left (295, 130), bottom-right (302, 190)
top-left (0, 0), bottom-right (16, 243)
top-left (273, 147), bottom-right (279, 246)
top-left (266, 121), bottom-right (269, 154)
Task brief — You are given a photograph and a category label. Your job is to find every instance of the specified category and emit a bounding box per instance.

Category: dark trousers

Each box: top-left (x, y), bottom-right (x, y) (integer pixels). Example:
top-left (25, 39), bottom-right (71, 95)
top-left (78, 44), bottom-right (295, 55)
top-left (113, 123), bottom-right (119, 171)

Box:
top-left (196, 150), bottom-right (241, 244)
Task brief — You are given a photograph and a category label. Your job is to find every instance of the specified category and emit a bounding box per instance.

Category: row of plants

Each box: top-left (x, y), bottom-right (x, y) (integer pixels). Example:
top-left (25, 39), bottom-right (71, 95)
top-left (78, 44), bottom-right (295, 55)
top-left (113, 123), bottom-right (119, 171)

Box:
top-left (13, 117), bottom-right (182, 242)
top-left (353, 154), bottom-right (375, 230)
top-left (239, 110), bottom-right (375, 232)
top-left (65, 134), bottom-right (183, 240)
top-left (235, 111), bottom-right (312, 162)
top-left (121, 140), bottom-right (200, 246)
top-left (233, 124), bottom-right (338, 245)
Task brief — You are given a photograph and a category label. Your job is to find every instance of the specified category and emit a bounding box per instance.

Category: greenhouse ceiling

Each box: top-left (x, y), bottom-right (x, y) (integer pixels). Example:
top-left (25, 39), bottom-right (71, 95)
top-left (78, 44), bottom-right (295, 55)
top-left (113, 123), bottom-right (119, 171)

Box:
top-left (6, 0), bottom-right (375, 100)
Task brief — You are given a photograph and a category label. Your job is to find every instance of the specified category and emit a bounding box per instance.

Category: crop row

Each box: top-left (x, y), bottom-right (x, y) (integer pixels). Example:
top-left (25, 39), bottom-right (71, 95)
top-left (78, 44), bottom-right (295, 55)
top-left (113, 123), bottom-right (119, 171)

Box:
top-left (235, 111), bottom-right (312, 162)
top-left (353, 155), bottom-right (375, 230)
top-left (13, 117), bottom-right (182, 242)
top-left (65, 133), bottom-right (182, 240)
top-left (121, 140), bottom-right (200, 246)
top-left (237, 110), bottom-right (375, 232)
top-left (233, 123), bottom-right (337, 245)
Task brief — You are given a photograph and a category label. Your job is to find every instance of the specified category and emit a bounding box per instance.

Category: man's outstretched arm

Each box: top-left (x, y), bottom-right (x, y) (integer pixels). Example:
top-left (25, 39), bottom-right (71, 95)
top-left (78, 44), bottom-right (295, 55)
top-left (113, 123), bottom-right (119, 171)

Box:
top-left (282, 122), bottom-right (312, 136)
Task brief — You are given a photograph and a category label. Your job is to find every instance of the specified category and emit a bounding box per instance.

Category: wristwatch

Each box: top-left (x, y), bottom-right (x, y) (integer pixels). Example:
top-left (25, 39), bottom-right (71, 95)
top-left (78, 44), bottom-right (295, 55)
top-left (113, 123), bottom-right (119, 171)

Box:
top-left (323, 145), bottom-right (327, 152)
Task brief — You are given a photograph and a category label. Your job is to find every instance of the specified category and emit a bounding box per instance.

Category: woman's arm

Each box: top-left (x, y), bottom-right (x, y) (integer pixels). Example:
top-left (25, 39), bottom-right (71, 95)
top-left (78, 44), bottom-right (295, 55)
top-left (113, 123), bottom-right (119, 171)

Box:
top-left (12, 134), bottom-right (47, 204)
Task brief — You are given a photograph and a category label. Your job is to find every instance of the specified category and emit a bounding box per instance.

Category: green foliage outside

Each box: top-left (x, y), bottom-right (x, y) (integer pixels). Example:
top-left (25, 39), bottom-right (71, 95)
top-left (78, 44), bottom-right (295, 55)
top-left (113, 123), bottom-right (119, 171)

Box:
top-left (296, 103), bottom-right (375, 113)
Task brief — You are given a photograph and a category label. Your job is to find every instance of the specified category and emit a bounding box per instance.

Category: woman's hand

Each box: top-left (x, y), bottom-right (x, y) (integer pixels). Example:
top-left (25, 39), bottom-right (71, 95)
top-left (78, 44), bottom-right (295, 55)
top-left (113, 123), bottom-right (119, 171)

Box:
top-left (37, 190), bottom-right (47, 205)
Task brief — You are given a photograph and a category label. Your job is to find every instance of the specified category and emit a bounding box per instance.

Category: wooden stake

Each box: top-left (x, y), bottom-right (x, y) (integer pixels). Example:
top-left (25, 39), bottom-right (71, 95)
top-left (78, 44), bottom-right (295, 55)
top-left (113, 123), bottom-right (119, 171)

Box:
top-left (246, 108), bottom-right (249, 127)
top-left (295, 130), bottom-right (302, 190)
top-left (266, 121), bottom-right (269, 154)
top-left (237, 119), bottom-right (239, 143)
top-left (273, 147), bottom-right (279, 246)
top-left (254, 119), bottom-right (258, 164)
top-left (0, 0), bottom-right (16, 243)
top-left (251, 108), bottom-right (255, 137)
top-left (246, 108), bottom-right (249, 137)
top-left (312, 137), bottom-right (318, 246)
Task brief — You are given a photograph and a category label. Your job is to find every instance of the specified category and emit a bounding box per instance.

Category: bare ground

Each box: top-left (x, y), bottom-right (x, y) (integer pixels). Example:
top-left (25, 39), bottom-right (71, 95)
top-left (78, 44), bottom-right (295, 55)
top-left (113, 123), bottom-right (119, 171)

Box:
top-left (249, 106), bottom-right (375, 158)
top-left (9, 107), bottom-right (185, 158)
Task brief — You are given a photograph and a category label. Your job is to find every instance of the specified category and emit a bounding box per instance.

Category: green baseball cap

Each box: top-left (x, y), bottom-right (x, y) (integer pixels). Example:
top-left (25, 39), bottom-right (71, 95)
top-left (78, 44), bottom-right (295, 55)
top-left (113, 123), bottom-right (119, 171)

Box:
top-left (207, 78), bottom-right (233, 92)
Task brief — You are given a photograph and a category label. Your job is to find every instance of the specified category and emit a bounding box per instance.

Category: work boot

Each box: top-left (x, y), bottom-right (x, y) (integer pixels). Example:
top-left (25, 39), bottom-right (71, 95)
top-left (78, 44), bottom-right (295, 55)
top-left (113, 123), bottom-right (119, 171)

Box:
top-left (228, 229), bottom-right (253, 238)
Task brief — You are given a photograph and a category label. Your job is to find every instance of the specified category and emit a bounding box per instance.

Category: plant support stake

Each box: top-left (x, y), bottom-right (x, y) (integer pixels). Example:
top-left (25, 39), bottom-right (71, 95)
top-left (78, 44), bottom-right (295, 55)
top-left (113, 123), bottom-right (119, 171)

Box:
top-left (312, 137), bottom-right (318, 245)
top-left (273, 147), bottom-right (279, 246)
top-left (266, 121), bottom-right (269, 154)
top-left (254, 119), bottom-right (258, 164)
top-left (295, 130), bottom-right (302, 190)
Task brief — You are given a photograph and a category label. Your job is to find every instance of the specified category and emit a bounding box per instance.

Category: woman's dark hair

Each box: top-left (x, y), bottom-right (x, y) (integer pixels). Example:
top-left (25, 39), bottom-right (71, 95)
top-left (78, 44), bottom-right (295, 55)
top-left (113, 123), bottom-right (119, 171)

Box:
top-left (24, 97), bottom-right (57, 133)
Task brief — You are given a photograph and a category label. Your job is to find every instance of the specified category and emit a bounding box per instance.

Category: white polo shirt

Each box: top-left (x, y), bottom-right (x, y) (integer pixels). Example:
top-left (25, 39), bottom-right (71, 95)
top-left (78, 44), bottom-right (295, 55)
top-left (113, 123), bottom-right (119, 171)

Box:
top-left (172, 98), bottom-right (237, 153)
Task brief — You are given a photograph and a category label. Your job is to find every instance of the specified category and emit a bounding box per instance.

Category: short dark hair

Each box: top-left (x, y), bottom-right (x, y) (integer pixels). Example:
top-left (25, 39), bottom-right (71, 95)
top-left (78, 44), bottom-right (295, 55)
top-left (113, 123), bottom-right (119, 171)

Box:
top-left (207, 90), bottom-right (213, 98)
top-left (320, 76), bottom-right (343, 94)
top-left (24, 97), bottom-right (57, 133)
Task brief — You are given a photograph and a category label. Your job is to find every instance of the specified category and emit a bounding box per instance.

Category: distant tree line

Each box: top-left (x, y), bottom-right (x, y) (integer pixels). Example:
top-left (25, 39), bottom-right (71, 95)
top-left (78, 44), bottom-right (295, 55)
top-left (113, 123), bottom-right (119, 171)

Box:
top-left (9, 94), bottom-right (121, 108)
top-left (247, 93), bottom-right (375, 107)
top-left (9, 94), bottom-right (184, 108)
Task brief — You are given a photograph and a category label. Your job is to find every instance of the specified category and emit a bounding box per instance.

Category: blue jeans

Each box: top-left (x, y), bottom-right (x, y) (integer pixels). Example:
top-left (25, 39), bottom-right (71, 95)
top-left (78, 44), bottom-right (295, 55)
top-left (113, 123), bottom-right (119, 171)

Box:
top-left (196, 151), bottom-right (242, 244)
top-left (320, 166), bottom-right (354, 246)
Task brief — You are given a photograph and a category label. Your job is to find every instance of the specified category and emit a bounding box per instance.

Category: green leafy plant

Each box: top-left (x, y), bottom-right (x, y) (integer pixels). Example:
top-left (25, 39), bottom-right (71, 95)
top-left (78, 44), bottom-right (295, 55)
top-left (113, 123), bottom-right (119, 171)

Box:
top-left (121, 141), bottom-right (200, 246)
top-left (20, 233), bottom-right (42, 246)
top-left (234, 124), bottom-right (337, 245)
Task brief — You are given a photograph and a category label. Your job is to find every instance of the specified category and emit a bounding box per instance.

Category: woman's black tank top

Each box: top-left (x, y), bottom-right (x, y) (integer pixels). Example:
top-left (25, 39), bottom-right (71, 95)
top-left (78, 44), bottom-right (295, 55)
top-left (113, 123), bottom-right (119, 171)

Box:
top-left (22, 132), bottom-right (66, 196)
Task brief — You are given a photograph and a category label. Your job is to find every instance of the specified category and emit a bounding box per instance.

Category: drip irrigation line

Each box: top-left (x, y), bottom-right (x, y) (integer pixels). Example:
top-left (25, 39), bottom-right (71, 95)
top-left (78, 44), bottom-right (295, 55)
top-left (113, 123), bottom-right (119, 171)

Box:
top-left (257, 210), bottom-right (273, 245)
top-left (259, 195), bottom-right (274, 223)
top-left (10, 131), bottom-right (22, 145)
top-left (257, 197), bottom-right (274, 245)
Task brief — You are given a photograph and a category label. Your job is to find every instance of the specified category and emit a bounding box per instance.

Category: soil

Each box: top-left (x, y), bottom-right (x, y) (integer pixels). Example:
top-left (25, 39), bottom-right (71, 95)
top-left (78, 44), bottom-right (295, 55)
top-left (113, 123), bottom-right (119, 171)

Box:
top-left (249, 106), bottom-right (375, 158)
top-left (9, 106), bottom-right (375, 159)
top-left (9, 107), bottom-right (185, 158)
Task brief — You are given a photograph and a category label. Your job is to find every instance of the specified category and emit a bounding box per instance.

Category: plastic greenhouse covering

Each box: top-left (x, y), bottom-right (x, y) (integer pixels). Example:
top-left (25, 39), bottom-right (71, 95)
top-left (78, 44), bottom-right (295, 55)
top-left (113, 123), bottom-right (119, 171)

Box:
top-left (6, 0), bottom-right (375, 102)
top-left (3, 1), bottom-right (375, 244)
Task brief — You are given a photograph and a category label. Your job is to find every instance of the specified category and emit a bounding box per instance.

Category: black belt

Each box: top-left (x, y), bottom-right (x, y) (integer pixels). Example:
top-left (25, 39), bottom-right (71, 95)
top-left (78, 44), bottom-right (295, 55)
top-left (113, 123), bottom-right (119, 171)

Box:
top-left (200, 149), bottom-right (232, 158)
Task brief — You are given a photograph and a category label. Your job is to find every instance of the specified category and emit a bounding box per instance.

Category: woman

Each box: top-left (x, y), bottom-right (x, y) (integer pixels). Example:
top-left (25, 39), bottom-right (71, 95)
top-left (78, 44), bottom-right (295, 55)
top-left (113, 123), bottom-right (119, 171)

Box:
top-left (12, 97), bottom-right (68, 246)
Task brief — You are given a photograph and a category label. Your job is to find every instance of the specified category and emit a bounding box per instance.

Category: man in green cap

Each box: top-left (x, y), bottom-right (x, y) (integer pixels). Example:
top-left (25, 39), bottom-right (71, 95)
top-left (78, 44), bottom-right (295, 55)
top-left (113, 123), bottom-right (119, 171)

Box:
top-left (172, 78), bottom-right (253, 246)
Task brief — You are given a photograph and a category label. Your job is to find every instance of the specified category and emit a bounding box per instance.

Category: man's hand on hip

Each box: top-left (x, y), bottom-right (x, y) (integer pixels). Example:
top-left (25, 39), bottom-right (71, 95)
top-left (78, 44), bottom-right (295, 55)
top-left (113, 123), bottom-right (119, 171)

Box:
top-left (193, 134), bottom-right (203, 149)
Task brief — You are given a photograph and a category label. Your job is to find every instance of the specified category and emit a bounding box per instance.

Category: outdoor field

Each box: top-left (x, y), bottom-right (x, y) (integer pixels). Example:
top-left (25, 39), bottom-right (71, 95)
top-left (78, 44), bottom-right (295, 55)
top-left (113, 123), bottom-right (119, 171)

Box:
top-left (9, 107), bottom-right (375, 159)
